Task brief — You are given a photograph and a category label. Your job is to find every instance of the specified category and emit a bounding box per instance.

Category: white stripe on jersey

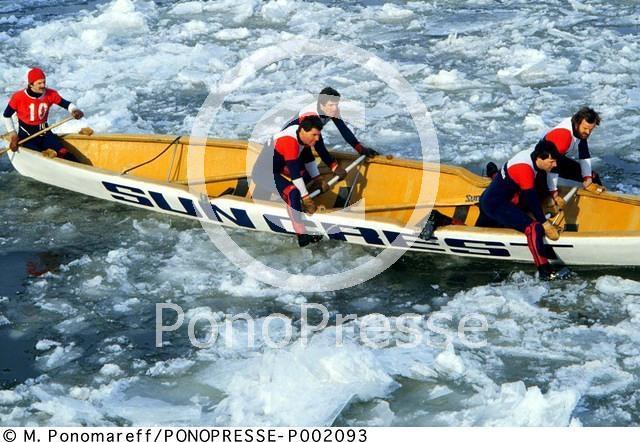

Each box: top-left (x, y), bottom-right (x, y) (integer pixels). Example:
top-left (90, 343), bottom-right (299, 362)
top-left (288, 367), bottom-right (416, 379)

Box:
top-left (502, 148), bottom-right (536, 180)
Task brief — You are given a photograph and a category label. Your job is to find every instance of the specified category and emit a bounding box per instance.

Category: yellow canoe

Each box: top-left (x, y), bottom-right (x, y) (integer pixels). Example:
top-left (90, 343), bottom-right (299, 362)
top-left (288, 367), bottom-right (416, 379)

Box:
top-left (7, 132), bottom-right (640, 266)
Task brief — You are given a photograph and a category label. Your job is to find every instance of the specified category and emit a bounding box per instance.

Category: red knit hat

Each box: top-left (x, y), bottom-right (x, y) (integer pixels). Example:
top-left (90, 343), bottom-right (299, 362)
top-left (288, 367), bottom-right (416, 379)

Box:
top-left (27, 67), bottom-right (46, 84)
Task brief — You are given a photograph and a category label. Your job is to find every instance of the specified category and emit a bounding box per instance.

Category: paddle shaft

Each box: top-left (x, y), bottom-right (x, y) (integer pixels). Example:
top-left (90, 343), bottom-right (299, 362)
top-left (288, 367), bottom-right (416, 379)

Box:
top-left (309, 155), bottom-right (366, 199)
top-left (551, 186), bottom-right (579, 227)
top-left (563, 186), bottom-right (579, 204)
top-left (347, 200), bottom-right (477, 213)
top-left (0, 115), bottom-right (75, 157)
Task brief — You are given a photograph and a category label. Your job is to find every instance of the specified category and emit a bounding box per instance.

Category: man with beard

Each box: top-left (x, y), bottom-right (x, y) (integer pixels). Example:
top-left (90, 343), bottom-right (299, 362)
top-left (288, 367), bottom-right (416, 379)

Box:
top-left (542, 107), bottom-right (604, 207)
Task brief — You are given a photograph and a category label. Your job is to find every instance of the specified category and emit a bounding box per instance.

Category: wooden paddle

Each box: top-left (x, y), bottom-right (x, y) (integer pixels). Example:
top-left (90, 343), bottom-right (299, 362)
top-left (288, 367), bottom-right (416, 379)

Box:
top-left (309, 154), bottom-right (367, 199)
top-left (346, 199), bottom-right (479, 213)
top-left (551, 186), bottom-right (579, 228)
top-left (0, 115), bottom-right (75, 158)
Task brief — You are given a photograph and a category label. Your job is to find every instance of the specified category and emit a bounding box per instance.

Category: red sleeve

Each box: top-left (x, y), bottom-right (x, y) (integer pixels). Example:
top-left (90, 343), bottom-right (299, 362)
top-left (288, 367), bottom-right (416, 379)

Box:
top-left (545, 128), bottom-right (572, 155)
top-left (274, 136), bottom-right (299, 161)
top-left (508, 164), bottom-right (536, 190)
top-left (47, 89), bottom-right (62, 105)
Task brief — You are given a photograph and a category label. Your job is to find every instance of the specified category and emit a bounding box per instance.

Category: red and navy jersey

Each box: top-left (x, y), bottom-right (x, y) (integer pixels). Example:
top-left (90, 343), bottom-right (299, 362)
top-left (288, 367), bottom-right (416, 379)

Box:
top-left (499, 149), bottom-right (546, 223)
top-left (272, 125), bottom-right (322, 197)
top-left (274, 122), bottom-right (338, 176)
top-left (543, 117), bottom-right (592, 189)
top-left (273, 125), bottom-right (310, 179)
top-left (7, 88), bottom-right (66, 126)
top-left (502, 149), bottom-right (538, 191)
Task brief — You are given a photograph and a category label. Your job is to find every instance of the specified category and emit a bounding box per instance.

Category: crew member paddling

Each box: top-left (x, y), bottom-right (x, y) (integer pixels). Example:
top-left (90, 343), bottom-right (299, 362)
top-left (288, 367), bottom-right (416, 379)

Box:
top-left (476, 142), bottom-right (567, 280)
top-left (273, 116), bottom-right (336, 247)
top-left (542, 107), bottom-right (604, 200)
top-left (3, 67), bottom-right (84, 159)
top-left (287, 87), bottom-right (379, 161)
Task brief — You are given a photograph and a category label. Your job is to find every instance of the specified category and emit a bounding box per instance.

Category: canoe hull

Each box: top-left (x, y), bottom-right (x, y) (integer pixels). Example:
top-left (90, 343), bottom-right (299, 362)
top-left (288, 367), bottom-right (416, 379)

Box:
top-left (8, 147), bottom-right (640, 267)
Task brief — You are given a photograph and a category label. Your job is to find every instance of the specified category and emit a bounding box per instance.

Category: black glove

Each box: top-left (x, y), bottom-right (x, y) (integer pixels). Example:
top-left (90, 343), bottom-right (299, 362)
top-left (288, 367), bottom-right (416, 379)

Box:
top-left (357, 144), bottom-right (378, 158)
top-left (332, 166), bottom-right (347, 181)
top-left (72, 109), bottom-right (84, 120)
top-left (308, 177), bottom-right (330, 194)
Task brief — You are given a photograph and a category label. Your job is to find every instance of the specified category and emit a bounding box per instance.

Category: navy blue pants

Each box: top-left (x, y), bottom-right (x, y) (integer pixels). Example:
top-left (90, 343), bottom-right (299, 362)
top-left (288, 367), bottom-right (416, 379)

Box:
top-left (477, 174), bottom-right (550, 267)
top-left (18, 127), bottom-right (77, 161)
top-left (274, 173), bottom-right (311, 235)
top-left (19, 129), bottom-right (63, 152)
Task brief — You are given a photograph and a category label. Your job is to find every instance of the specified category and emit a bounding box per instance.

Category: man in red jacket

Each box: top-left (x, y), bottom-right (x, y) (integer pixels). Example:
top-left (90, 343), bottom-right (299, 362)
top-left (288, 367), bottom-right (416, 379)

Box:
top-left (286, 87), bottom-right (379, 159)
top-left (542, 107), bottom-right (604, 197)
top-left (3, 67), bottom-right (84, 159)
top-left (272, 116), bottom-right (336, 247)
top-left (476, 142), bottom-right (568, 280)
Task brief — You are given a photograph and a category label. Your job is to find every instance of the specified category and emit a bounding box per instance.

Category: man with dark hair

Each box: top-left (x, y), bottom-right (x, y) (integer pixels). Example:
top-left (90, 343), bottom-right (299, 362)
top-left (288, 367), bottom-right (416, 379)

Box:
top-left (287, 86), bottom-right (379, 161)
top-left (272, 115), bottom-right (338, 247)
top-left (541, 107), bottom-right (604, 203)
top-left (4, 67), bottom-right (83, 160)
top-left (476, 143), bottom-right (568, 280)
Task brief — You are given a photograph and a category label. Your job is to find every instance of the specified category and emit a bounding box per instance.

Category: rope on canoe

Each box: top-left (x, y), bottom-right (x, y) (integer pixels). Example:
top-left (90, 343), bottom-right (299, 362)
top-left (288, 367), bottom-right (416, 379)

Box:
top-left (121, 135), bottom-right (182, 175)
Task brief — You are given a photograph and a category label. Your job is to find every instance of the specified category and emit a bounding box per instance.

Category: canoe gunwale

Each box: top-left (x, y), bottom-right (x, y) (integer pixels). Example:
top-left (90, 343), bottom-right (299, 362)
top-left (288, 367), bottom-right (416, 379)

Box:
top-left (60, 132), bottom-right (491, 187)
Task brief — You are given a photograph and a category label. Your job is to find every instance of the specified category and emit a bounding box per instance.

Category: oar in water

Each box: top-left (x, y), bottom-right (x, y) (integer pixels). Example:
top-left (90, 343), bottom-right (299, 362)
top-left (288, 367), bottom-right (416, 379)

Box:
top-left (0, 115), bottom-right (75, 158)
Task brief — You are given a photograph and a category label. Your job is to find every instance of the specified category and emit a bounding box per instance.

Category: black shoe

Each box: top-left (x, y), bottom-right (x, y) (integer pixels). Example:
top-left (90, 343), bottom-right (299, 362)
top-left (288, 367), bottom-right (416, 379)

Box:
top-left (297, 234), bottom-right (323, 247)
top-left (538, 264), bottom-right (553, 280)
top-left (554, 266), bottom-right (572, 280)
top-left (419, 213), bottom-right (436, 240)
top-left (419, 210), bottom-right (440, 241)
top-left (538, 264), bottom-right (572, 281)
top-left (419, 210), bottom-right (455, 240)
top-left (486, 162), bottom-right (498, 179)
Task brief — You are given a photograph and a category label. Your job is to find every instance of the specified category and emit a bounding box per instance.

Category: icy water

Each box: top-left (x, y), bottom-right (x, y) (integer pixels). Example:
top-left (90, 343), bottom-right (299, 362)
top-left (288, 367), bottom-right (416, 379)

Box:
top-left (2, 0), bottom-right (640, 426)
